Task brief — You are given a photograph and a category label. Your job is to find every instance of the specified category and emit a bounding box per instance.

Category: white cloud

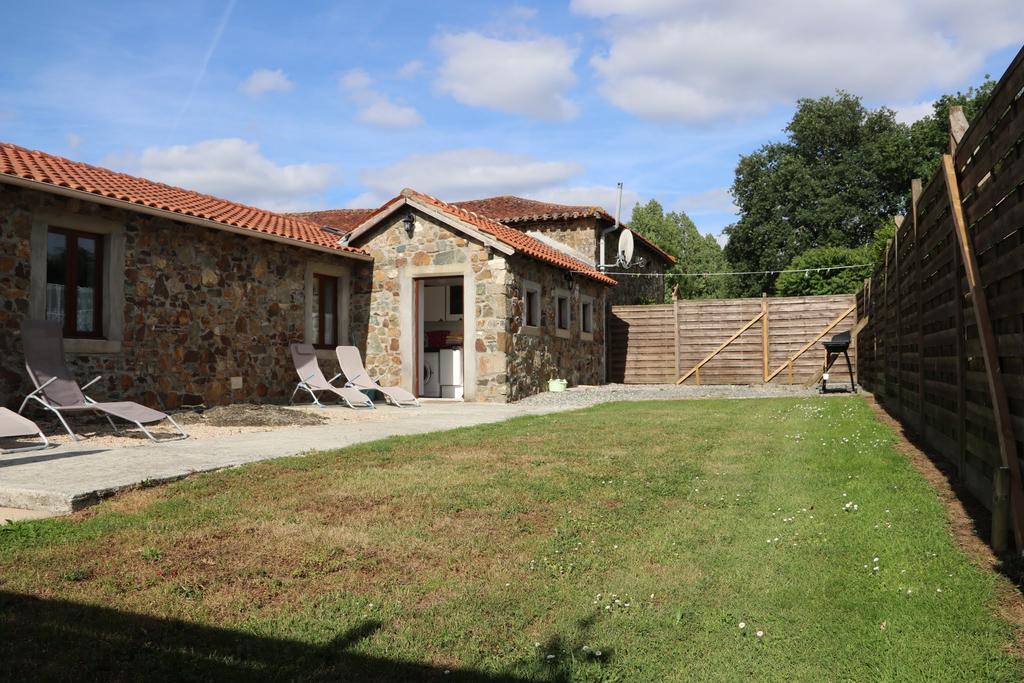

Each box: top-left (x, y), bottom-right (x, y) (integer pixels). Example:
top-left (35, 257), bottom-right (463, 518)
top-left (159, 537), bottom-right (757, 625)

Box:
top-left (434, 31), bottom-right (578, 120)
top-left (357, 100), bottom-right (423, 128)
top-left (356, 148), bottom-right (583, 205)
top-left (114, 138), bottom-right (334, 212)
top-left (574, 0), bottom-right (1024, 123)
top-left (894, 100), bottom-right (935, 124)
top-left (675, 187), bottom-right (737, 216)
top-left (239, 68), bottom-right (295, 96)
top-left (398, 60), bottom-right (424, 79)
top-left (66, 132), bottom-right (82, 151)
top-left (339, 68), bottom-right (372, 91)
top-left (340, 68), bottom-right (423, 128)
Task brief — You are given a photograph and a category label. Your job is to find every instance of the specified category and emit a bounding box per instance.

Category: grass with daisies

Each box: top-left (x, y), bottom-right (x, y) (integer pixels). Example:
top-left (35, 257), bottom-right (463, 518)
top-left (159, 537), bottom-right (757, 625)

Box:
top-left (1, 397), bottom-right (1020, 681)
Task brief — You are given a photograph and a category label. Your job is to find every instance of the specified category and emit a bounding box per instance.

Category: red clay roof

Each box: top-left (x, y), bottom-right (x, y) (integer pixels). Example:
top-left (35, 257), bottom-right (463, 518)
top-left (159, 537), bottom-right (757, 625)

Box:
top-left (357, 189), bottom-right (617, 286)
top-left (288, 208), bottom-right (375, 233)
top-left (0, 142), bottom-right (367, 257)
top-left (454, 195), bottom-right (606, 223)
top-left (453, 195), bottom-right (676, 265)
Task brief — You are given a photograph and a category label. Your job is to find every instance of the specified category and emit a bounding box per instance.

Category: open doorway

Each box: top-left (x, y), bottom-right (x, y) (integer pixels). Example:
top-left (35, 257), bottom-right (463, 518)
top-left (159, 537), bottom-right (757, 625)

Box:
top-left (415, 276), bottom-right (465, 399)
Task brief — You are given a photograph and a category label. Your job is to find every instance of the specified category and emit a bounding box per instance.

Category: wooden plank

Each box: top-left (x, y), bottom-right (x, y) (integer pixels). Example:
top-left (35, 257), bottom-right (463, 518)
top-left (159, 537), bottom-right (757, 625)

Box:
top-left (765, 303), bottom-right (857, 382)
top-left (677, 311), bottom-right (765, 384)
top-left (943, 152), bottom-right (1024, 552)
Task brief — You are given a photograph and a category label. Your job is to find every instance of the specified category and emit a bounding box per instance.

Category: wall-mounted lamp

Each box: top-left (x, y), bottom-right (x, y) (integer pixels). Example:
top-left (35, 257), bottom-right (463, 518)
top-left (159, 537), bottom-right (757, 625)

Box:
top-left (402, 212), bottom-right (416, 237)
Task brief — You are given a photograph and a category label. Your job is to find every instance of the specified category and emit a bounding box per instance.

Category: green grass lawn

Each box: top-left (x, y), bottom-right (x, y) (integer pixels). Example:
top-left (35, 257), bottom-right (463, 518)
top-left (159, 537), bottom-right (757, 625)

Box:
top-left (1, 397), bottom-right (1020, 681)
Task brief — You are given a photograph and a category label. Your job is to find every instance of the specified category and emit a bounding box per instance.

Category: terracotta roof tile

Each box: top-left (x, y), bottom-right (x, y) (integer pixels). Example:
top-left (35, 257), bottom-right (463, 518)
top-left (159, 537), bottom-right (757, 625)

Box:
top-left (453, 195), bottom-right (676, 265)
top-left (361, 189), bottom-right (617, 286)
top-left (0, 142), bottom-right (367, 257)
top-left (287, 208), bottom-right (376, 233)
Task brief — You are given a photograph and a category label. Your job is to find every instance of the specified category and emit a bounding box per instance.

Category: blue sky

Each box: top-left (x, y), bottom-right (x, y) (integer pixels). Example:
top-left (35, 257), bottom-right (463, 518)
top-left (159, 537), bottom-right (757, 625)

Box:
top-left (1, 1), bottom-right (1020, 241)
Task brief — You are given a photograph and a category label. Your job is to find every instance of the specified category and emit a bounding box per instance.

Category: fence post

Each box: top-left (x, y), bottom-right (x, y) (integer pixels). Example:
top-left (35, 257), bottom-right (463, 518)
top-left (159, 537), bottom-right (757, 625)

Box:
top-left (673, 299), bottom-right (681, 380)
top-left (883, 240), bottom-right (891, 400)
top-left (942, 152), bottom-right (1024, 553)
top-left (894, 218), bottom-right (903, 417)
top-left (761, 294), bottom-right (769, 383)
top-left (994, 467), bottom-right (1010, 553)
top-left (912, 179), bottom-right (925, 437)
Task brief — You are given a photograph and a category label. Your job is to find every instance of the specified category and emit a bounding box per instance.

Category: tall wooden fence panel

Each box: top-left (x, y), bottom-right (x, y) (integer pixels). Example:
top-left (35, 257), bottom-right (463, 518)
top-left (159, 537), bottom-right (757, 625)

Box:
top-left (857, 45), bottom-right (1024, 532)
top-left (608, 294), bottom-right (856, 386)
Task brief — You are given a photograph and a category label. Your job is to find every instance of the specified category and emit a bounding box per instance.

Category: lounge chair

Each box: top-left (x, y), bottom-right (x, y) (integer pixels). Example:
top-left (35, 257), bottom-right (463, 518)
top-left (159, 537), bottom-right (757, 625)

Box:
top-left (18, 320), bottom-right (187, 443)
top-left (335, 346), bottom-right (420, 407)
top-left (289, 343), bottom-right (375, 409)
top-left (0, 406), bottom-right (50, 453)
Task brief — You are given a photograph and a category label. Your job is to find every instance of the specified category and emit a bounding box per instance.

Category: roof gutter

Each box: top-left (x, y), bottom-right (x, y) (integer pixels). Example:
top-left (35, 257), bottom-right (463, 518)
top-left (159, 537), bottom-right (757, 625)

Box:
top-left (0, 175), bottom-right (373, 261)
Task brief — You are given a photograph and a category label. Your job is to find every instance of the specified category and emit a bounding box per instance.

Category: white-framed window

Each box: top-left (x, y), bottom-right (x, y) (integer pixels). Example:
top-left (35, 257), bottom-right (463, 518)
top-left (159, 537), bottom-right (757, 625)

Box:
top-left (580, 295), bottom-right (595, 339)
top-left (522, 280), bottom-right (541, 331)
top-left (555, 288), bottom-right (571, 338)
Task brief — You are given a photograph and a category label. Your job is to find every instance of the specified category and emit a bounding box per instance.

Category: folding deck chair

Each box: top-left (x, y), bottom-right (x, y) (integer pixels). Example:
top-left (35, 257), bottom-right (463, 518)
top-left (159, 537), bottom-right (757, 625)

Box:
top-left (335, 346), bottom-right (420, 408)
top-left (18, 320), bottom-right (187, 443)
top-left (289, 344), bottom-right (375, 409)
top-left (0, 407), bottom-right (50, 453)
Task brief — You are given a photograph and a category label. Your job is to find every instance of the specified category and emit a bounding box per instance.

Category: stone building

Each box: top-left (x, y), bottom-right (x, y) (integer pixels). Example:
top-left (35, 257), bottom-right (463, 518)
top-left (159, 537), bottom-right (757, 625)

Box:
top-left (1, 143), bottom-right (650, 407)
top-left (453, 196), bottom-right (676, 305)
top-left (337, 189), bottom-right (615, 402)
top-left (0, 143), bottom-right (369, 410)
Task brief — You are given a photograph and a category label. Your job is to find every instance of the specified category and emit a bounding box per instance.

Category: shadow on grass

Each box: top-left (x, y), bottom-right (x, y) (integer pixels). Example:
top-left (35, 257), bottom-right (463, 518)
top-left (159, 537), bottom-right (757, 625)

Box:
top-left (868, 396), bottom-right (1024, 589)
top-left (0, 591), bottom-right (536, 681)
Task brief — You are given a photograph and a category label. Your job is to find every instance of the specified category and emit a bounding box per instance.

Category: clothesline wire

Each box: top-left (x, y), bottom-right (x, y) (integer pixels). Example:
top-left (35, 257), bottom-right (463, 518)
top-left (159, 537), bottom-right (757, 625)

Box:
top-left (575, 263), bottom-right (873, 278)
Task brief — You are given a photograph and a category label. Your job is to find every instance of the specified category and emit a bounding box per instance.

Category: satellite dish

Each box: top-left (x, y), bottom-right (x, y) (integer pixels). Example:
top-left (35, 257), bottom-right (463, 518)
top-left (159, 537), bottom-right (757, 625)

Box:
top-left (617, 229), bottom-right (635, 267)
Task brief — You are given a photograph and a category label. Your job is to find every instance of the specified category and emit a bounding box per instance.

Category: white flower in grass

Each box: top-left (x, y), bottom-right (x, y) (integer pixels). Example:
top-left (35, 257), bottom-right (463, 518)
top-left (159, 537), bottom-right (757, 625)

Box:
top-left (595, 650), bottom-right (602, 657)
top-left (738, 622), bottom-right (746, 629)
top-left (546, 654), bottom-right (555, 660)
top-left (756, 630), bottom-right (764, 638)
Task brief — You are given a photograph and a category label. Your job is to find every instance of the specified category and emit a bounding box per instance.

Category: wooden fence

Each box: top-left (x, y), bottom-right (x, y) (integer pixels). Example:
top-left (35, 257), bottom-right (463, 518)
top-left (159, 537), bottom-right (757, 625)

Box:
top-left (856, 44), bottom-right (1024, 551)
top-left (608, 294), bottom-right (857, 385)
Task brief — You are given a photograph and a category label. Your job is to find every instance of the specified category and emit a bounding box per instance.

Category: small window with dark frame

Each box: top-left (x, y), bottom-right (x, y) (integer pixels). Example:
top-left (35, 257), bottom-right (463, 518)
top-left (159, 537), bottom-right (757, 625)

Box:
top-left (46, 227), bottom-right (103, 338)
top-left (581, 299), bottom-right (594, 334)
top-left (313, 273), bottom-right (339, 347)
top-left (524, 286), bottom-right (541, 327)
top-left (556, 293), bottom-right (571, 331)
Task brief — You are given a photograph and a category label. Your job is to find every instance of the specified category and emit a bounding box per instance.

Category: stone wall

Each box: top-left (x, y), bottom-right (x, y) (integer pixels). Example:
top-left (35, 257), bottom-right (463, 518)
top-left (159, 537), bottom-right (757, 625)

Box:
top-left (517, 216), bottom-right (666, 305)
top-left (604, 239), bottom-right (667, 306)
top-left (521, 217), bottom-right (598, 260)
top-left (351, 209), bottom-right (511, 402)
top-left (0, 184), bottom-right (357, 410)
top-left (505, 256), bottom-right (607, 401)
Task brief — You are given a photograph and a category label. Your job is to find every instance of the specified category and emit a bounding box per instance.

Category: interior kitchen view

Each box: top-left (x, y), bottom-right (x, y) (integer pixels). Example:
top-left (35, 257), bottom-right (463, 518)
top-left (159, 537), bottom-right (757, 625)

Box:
top-left (419, 277), bottom-right (464, 399)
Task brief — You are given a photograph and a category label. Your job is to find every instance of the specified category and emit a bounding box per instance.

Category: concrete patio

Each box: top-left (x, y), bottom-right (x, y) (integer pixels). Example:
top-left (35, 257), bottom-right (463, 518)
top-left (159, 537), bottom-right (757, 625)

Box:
top-left (0, 401), bottom-right (564, 514)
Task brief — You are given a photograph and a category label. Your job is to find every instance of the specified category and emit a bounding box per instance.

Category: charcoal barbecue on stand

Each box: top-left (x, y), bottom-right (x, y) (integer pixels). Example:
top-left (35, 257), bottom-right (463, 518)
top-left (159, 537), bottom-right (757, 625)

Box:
top-left (820, 330), bottom-right (856, 393)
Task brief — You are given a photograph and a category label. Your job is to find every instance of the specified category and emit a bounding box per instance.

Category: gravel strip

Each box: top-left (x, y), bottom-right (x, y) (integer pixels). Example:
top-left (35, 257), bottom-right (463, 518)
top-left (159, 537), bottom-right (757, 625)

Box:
top-left (515, 383), bottom-right (829, 409)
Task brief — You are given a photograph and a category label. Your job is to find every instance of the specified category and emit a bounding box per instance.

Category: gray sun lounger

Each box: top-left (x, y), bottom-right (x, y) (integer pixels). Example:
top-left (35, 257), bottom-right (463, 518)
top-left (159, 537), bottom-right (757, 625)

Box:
top-left (0, 406), bottom-right (50, 453)
top-left (335, 346), bottom-right (420, 407)
top-left (18, 320), bottom-right (187, 443)
top-left (289, 343), bottom-right (374, 409)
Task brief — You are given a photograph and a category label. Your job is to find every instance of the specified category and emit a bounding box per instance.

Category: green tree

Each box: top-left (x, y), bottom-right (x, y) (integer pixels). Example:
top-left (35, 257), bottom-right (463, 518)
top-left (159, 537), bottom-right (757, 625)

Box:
top-left (909, 77), bottom-right (996, 180)
top-left (775, 246), bottom-right (873, 297)
top-left (629, 199), bottom-right (729, 300)
top-left (724, 91), bottom-right (922, 296)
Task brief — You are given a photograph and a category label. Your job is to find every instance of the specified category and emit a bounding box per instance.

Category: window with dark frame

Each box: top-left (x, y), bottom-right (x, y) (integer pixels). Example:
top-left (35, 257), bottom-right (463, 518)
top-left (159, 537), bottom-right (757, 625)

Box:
top-left (524, 287), bottom-right (540, 327)
top-left (313, 273), bottom-right (339, 347)
top-left (556, 293), bottom-right (570, 331)
top-left (46, 227), bottom-right (103, 338)
top-left (581, 299), bottom-right (594, 334)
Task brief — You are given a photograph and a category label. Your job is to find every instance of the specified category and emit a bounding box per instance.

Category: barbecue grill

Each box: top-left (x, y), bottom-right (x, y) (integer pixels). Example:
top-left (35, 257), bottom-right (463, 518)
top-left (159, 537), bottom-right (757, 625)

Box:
top-left (820, 330), bottom-right (856, 393)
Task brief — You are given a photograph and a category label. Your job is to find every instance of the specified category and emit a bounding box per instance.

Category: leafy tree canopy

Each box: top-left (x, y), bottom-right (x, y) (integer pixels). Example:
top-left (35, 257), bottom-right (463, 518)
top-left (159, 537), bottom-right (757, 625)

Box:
top-left (723, 91), bottom-right (923, 296)
top-left (629, 199), bottom-right (729, 300)
top-left (909, 77), bottom-right (996, 180)
top-left (775, 245), bottom-right (873, 297)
